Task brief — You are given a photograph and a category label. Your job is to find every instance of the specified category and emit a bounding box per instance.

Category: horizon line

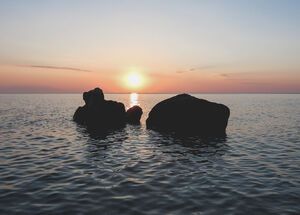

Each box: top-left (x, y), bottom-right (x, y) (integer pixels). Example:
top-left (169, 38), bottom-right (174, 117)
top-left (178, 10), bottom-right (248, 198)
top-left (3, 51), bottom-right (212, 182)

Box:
top-left (0, 92), bottom-right (299, 95)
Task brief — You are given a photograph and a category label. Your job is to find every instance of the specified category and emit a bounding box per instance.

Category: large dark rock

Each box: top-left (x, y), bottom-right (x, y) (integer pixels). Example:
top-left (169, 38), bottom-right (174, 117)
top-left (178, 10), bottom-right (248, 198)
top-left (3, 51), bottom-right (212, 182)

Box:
top-left (73, 88), bottom-right (126, 130)
top-left (126, 105), bottom-right (143, 124)
top-left (146, 94), bottom-right (230, 136)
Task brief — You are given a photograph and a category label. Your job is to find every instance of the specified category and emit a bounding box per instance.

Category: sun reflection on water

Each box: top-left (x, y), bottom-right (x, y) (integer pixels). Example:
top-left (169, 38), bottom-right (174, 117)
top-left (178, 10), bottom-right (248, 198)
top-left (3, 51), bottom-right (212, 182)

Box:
top-left (130, 93), bottom-right (139, 107)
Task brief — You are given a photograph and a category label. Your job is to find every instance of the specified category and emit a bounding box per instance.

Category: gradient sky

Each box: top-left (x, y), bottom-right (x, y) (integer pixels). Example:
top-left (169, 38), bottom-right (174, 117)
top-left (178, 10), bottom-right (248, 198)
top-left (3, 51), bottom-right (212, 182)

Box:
top-left (0, 0), bottom-right (299, 93)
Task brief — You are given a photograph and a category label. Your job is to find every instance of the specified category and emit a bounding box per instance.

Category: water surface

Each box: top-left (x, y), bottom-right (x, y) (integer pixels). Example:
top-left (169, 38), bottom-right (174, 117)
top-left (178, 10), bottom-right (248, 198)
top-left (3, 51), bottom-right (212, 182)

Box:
top-left (0, 94), bottom-right (299, 214)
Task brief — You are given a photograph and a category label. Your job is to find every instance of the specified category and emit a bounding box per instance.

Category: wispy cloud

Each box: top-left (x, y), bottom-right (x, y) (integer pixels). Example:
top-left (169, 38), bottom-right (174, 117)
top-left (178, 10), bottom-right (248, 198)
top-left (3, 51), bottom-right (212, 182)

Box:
top-left (219, 72), bottom-right (271, 85)
top-left (18, 64), bottom-right (92, 72)
top-left (219, 72), bottom-right (253, 82)
top-left (176, 64), bottom-right (220, 74)
top-left (242, 81), bottom-right (270, 85)
top-left (219, 72), bottom-right (260, 79)
top-left (220, 73), bottom-right (229, 78)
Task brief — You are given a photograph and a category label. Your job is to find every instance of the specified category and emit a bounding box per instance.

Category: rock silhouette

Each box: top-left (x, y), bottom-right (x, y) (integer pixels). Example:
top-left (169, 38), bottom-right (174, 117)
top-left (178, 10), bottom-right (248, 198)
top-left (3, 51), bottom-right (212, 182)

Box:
top-left (83, 87), bottom-right (104, 106)
top-left (126, 105), bottom-right (143, 124)
top-left (73, 88), bottom-right (143, 130)
top-left (146, 94), bottom-right (230, 136)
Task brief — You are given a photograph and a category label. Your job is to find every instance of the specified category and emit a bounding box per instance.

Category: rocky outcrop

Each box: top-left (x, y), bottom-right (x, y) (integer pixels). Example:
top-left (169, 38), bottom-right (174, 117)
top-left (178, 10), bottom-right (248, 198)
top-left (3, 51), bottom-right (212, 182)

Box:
top-left (126, 105), bottom-right (143, 124)
top-left (146, 94), bottom-right (230, 136)
top-left (74, 88), bottom-right (142, 130)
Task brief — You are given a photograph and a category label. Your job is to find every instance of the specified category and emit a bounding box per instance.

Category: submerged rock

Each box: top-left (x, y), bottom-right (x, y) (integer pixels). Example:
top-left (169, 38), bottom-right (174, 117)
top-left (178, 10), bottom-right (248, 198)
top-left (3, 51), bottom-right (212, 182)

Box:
top-left (146, 94), bottom-right (230, 136)
top-left (126, 105), bottom-right (143, 124)
top-left (73, 88), bottom-right (128, 130)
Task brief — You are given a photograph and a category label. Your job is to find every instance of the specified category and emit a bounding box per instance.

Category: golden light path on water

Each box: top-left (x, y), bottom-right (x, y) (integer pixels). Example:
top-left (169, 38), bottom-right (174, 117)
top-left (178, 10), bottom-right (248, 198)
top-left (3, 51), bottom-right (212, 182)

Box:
top-left (130, 93), bottom-right (139, 108)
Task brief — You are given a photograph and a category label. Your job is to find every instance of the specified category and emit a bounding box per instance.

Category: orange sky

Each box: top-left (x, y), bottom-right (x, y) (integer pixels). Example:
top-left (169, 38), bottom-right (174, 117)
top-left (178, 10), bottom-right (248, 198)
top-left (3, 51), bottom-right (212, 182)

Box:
top-left (0, 64), bottom-right (299, 93)
top-left (0, 1), bottom-right (299, 93)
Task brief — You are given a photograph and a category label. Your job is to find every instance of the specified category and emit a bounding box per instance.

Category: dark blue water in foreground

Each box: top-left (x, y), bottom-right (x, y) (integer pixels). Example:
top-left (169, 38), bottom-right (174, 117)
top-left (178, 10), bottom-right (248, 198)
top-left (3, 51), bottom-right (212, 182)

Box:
top-left (0, 94), bottom-right (299, 214)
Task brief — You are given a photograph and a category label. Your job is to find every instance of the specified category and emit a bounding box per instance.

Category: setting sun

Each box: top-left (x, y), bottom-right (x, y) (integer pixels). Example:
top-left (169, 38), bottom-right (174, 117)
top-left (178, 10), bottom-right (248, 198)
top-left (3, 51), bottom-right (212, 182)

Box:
top-left (128, 73), bottom-right (141, 87)
top-left (125, 70), bottom-right (145, 90)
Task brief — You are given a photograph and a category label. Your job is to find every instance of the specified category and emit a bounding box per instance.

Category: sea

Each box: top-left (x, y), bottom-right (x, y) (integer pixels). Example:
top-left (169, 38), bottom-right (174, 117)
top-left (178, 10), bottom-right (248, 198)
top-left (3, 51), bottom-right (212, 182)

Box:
top-left (0, 93), bottom-right (299, 214)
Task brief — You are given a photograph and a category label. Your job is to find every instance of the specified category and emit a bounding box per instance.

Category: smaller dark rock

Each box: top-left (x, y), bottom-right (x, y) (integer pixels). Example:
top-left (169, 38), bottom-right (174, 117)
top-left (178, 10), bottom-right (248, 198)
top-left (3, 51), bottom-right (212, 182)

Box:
top-left (126, 105), bottom-right (143, 124)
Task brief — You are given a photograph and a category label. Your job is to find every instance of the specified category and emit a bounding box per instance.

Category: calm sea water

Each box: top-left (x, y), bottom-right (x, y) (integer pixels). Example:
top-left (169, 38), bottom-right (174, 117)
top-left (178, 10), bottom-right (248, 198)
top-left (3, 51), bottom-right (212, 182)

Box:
top-left (0, 94), bottom-right (299, 214)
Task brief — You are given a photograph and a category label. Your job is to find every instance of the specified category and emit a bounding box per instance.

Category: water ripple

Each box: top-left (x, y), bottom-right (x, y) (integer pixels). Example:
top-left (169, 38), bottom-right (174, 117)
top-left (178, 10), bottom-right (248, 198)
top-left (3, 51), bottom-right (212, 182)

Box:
top-left (0, 94), bottom-right (300, 214)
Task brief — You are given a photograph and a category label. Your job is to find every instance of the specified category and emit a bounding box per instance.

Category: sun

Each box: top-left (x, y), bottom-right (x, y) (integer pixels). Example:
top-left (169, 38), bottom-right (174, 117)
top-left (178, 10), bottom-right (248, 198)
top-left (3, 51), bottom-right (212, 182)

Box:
top-left (127, 73), bottom-right (141, 87)
top-left (125, 70), bottom-right (144, 89)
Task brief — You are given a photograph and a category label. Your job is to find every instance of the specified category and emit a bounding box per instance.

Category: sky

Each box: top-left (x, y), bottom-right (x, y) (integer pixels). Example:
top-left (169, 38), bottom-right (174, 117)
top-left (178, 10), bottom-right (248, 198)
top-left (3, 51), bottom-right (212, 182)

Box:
top-left (0, 0), bottom-right (299, 93)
